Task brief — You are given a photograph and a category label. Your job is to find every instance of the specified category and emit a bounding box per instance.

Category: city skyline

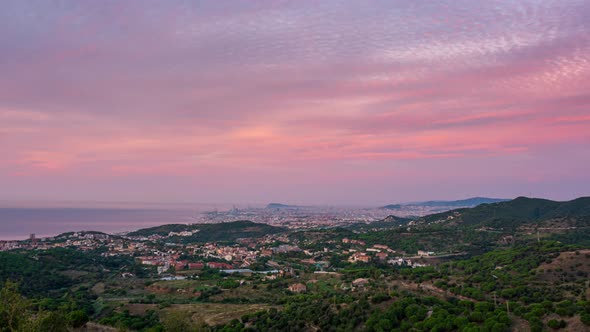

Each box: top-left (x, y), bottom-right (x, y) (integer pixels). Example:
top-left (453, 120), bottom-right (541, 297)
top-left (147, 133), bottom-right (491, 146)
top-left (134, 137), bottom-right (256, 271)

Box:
top-left (2, 1), bottom-right (590, 205)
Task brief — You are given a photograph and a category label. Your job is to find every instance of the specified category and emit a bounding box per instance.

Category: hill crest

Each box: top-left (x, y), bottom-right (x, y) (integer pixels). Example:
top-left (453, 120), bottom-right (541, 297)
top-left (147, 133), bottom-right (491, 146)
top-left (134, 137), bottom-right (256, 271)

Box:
top-left (414, 196), bottom-right (590, 228)
top-left (381, 197), bottom-right (509, 209)
top-left (127, 220), bottom-right (285, 242)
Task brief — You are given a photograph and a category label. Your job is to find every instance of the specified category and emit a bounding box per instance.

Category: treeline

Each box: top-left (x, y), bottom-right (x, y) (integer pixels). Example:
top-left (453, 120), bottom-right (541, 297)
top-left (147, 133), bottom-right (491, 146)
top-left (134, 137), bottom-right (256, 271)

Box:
top-left (396, 241), bottom-right (590, 331)
top-left (0, 248), bottom-right (144, 296)
top-left (211, 294), bottom-right (513, 332)
top-left (0, 281), bottom-right (88, 332)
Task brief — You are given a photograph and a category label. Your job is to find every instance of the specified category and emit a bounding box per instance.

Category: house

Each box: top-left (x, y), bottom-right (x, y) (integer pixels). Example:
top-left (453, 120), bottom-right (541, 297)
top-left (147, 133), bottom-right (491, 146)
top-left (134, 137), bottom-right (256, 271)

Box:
top-left (272, 245), bottom-right (301, 254)
top-left (388, 258), bottom-right (406, 266)
top-left (376, 252), bottom-right (388, 261)
top-left (207, 262), bottom-right (233, 269)
top-left (141, 259), bottom-right (160, 266)
top-left (266, 260), bottom-right (281, 268)
top-left (188, 262), bottom-right (204, 270)
top-left (174, 261), bottom-right (187, 270)
top-left (260, 249), bottom-right (273, 257)
top-left (342, 238), bottom-right (366, 246)
top-left (288, 283), bottom-right (307, 293)
top-left (348, 252), bottom-right (371, 263)
top-left (300, 258), bottom-right (317, 265)
top-left (417, 250), bottom-right (434, 257)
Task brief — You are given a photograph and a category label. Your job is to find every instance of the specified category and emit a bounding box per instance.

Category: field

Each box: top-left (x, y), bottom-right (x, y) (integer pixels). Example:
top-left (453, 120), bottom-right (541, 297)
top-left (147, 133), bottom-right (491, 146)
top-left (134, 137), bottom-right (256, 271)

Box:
top-left (122, 302), bottom-right (278, 326)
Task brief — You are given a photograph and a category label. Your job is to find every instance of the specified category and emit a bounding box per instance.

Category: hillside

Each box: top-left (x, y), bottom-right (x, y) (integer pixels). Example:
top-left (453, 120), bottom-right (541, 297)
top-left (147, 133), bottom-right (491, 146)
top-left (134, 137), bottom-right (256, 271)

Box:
top-left (382, 197), bottom-right (508, 209)
top-left (416, 196), bottom-right (590, 228)
top-left (127, 220), bottom-right (286, 242)
top-left (415, 197), bottom-right (509, 207)
top-left (349, 215), bottom-right (413, 230)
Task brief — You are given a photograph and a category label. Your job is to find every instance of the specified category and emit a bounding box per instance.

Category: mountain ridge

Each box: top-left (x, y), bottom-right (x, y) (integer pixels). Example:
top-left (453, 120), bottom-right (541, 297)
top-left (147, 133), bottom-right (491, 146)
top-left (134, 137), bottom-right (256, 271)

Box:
top-left (381, 197), bottom-right (509, 209)
top-left (412, 196), bottom-right (590, 228)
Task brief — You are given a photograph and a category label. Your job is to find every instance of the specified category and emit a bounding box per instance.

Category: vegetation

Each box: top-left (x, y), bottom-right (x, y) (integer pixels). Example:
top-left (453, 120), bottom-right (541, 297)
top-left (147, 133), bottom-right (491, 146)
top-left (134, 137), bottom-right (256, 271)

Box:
top-left (417, 196), bottom-right (590, 228)
top-left (1, 197), bottom-right (589, 331)
top-left (128, 220), bottom-right (286, 243)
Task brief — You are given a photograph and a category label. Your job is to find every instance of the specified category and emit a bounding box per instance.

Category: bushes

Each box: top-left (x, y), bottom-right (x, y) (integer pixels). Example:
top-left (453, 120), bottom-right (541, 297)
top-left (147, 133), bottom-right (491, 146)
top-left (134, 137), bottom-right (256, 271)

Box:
top-left (528, 317), bottom-right (543, 332)
top-left (217, 279), bottom-right (240, 289)
top-left (555, 300), bottom-right (576, 317)
top-left (99, 309), bottom-right (161, 331)
top-left (370, 292), bottom-right (390, 304)
top-left (547, 319), bottom-right (566, 329)
top-left (67, 309), bottom-right (89, 328)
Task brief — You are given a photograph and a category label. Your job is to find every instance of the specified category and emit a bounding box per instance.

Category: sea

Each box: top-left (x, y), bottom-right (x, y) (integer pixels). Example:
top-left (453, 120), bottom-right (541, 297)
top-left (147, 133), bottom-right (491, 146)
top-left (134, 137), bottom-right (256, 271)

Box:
top-left (0, 203), bottom-right (232, 240)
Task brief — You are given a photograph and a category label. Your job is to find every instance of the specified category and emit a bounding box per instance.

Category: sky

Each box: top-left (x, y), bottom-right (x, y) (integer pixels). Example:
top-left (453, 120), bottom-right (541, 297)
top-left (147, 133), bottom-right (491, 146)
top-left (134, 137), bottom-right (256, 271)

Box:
top-left (1, 0), bottom-right (589, 206)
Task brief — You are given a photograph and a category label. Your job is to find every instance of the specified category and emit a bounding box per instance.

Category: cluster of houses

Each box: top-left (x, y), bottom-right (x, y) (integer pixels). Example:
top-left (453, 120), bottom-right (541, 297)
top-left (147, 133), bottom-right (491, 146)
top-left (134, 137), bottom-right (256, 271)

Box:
top-left (1, 232), bottom-right (142, 253)
top-left (0, 241), bottom-right (25, 251)
top-left (342, 238), bottom-right (366, 246)
top-left (2, 227), bottom-right (435, 276)
top-left (167, 230), bottom-right (199, 237)
top-left (288, 277), bottom-right (371, 294)
top-left (341, 240), bottom-right (432, 268)
top-left (388, 257), bottom-right (428, 268)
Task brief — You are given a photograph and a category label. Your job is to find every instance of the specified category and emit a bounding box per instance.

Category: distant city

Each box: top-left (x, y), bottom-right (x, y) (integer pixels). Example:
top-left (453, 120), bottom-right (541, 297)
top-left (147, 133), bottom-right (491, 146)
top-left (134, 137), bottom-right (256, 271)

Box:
top-left (0, 197), bottom-right (508, 241)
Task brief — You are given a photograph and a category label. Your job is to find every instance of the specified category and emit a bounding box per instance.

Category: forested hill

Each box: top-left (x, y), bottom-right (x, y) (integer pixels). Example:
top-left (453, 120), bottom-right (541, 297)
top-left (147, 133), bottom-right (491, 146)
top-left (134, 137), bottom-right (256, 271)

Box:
top-left (381, 197), bottom-right (508, 209)
top-left (416, 196), bottom-right (590, 228)
top-left (127, 220), bottom-right (286, 242)
top-left (349, 215), bottom-right (414, 230)
top-left (415, 197), bottom-right (509, 207)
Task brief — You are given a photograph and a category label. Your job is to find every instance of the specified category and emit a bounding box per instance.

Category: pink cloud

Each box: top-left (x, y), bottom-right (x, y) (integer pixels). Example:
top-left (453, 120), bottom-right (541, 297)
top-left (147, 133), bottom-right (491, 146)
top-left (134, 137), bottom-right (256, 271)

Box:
top-left (1, 1), bottom-right (589, 204)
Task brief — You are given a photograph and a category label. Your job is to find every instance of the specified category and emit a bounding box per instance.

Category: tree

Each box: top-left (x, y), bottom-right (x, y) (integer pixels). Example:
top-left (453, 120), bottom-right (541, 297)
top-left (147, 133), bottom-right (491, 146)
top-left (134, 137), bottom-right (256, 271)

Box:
top-left (35, 311), bottom-right (69, 332)
top-left (0, 281), bottom-right (30, 332)
top-left (68, 310), bottom-right (89, 328)
top-left (161, 310), bottom-right (203, 332)
top-left (0, 281), bottom-right (69, 332)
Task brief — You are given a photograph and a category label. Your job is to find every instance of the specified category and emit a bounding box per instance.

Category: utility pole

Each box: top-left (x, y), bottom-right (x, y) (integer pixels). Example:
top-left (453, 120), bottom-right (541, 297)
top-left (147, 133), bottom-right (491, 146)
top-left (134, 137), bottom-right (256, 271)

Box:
top-left (506, 301), bottom-right (510, 315)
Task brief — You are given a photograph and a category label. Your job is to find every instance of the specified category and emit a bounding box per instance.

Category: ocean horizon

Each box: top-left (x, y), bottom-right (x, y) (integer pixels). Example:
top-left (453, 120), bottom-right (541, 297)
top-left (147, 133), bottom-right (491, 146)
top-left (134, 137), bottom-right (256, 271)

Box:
top-left (0, 207), bottom-right (212, 241)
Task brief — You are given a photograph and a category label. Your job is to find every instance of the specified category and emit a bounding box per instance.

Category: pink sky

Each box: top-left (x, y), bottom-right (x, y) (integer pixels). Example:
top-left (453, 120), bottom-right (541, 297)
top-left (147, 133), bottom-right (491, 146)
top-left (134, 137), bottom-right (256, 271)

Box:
top-left (1, 1), bottom-right (589, 205)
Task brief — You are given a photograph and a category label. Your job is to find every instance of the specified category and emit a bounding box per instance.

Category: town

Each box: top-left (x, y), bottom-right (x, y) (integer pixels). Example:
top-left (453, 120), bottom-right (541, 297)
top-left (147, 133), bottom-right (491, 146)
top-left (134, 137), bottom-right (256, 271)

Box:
top-left (0, 225), bottom-right (435, 277)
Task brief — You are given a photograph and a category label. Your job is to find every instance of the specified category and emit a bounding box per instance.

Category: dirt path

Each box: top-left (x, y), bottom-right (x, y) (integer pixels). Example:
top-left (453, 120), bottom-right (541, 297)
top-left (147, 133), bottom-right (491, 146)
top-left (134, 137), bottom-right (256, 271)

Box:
top-left (391, 280), bottom-right (480, 303)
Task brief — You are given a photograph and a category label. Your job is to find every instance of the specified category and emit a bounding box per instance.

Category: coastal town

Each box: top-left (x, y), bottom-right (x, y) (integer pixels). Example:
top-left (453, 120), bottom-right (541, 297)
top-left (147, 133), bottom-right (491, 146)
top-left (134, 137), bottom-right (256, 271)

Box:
top-left (0, 224), bottom-right (434, 280)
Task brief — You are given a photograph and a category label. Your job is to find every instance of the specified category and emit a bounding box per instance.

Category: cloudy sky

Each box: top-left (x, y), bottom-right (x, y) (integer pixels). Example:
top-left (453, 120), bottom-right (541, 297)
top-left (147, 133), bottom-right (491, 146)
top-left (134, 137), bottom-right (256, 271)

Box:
top-left (1, 0), bottom-right (589, 206)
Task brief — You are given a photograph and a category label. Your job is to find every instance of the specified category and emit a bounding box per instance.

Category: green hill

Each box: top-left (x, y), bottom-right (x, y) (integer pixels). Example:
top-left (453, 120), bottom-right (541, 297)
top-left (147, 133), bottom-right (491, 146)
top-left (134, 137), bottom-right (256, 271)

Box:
top-left (415, 197), bottom-right (509, 207)
top-left (127, 220), bottom-right (286, 242)
top-left (417, 196), bottom-right (590, 228)
top-left (350, 215), bottom-right (413, 230)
